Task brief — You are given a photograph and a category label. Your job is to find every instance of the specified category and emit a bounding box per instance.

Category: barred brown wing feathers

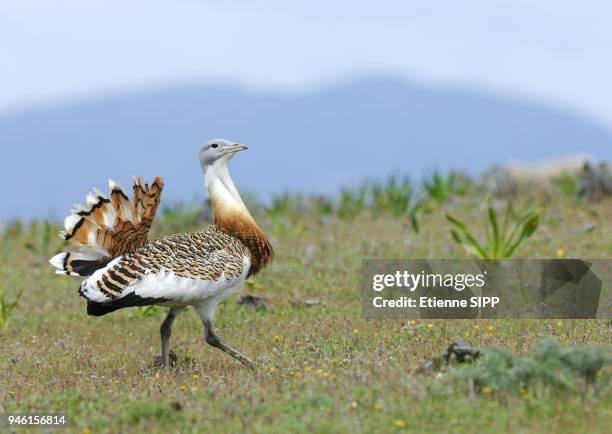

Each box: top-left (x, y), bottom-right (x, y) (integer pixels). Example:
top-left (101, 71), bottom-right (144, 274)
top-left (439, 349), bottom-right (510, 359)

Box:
top-left (86, 228), bottom-right (249, 302)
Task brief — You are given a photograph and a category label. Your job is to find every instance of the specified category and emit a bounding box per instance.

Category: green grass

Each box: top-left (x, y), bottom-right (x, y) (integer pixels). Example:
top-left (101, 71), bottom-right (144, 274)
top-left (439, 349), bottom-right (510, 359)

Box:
top-left (0, 189), bottom-right (610, 433)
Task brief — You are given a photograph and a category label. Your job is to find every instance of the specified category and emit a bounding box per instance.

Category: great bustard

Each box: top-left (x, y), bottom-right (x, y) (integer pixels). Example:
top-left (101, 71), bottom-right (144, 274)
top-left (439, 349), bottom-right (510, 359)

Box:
top-left (49, 139), bottom-right (273, 369)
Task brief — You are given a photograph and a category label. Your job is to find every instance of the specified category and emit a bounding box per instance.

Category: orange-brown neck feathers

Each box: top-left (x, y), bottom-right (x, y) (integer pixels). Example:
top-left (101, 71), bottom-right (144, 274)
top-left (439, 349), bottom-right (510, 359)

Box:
top-left (213, 205), bottom-right (274, 276)
top-left (206, 169), bottom-right (273, 276)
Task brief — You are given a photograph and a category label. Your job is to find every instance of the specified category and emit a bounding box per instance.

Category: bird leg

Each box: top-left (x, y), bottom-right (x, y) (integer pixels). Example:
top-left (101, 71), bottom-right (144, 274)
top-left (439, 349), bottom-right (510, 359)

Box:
top-left (203, 319), bottom-right (255, 370)
top-left (160, 307), bottom-right (184, 366)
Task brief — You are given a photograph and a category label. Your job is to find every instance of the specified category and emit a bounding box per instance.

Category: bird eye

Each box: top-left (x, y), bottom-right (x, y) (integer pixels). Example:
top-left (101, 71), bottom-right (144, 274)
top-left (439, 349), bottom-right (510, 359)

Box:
top-left (211, 143), bottom-right (218, 149)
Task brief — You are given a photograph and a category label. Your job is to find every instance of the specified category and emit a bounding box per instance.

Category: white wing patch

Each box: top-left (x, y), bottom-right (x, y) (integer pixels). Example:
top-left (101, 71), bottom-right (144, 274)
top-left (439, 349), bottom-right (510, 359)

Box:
top-left (79, 255), bottom-right (251, 306)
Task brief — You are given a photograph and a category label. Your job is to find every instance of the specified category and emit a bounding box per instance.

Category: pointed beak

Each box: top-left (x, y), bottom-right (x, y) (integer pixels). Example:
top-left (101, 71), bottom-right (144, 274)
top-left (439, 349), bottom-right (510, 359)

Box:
top-left (227, 143), bottom-right (248, 154)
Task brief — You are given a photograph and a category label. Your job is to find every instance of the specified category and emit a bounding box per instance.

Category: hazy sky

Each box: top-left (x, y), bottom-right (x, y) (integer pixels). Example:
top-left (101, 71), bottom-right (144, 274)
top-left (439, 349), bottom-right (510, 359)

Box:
top-left (2, 1), bottom-right (612, 126)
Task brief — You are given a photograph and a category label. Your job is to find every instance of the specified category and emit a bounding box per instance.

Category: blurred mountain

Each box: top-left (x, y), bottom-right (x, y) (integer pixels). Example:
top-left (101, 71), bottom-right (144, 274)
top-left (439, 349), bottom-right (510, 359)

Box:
top-left (2, 75), bottom-right (612, 220)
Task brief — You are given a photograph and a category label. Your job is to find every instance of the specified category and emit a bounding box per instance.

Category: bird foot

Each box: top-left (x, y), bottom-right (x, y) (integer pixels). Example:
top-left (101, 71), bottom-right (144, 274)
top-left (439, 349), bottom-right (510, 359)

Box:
top-left (152, 351), bottom-right (178, 368)
top-left (242, 357), bottom-right (256, 371)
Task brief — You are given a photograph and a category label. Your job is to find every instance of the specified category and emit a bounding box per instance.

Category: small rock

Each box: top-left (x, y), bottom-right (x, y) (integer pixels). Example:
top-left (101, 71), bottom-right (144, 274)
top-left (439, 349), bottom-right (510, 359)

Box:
top-left (291, 299), bottom-right (322, 308)
top-left (238, 294), bottom-right (274, 310)
top-left (239, 294), bottom-right (321, 310)
top-left (417, 340), bottom-right (480, 374)
top-left (576, 223), bottom-right (596, 233)
top-left (442, 340), bottom-right (480, 364)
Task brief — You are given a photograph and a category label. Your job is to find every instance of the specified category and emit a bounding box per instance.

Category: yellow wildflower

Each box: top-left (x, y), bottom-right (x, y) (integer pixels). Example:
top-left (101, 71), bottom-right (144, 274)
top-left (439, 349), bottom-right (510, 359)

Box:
top-left (481, 386), bottom-right (493, 395)
top-left (393, 419), bottom-right (406, 428)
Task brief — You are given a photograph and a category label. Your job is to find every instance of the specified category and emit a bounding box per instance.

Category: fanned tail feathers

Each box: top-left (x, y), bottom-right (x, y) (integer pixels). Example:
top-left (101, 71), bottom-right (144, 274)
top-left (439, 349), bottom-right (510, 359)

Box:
top-left (50, 176), bottom-right (164, 276)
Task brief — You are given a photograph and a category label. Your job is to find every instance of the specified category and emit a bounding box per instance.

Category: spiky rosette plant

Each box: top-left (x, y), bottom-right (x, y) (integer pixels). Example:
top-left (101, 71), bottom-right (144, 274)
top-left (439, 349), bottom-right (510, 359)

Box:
top-left (446, 202), bottom-right (539, 259)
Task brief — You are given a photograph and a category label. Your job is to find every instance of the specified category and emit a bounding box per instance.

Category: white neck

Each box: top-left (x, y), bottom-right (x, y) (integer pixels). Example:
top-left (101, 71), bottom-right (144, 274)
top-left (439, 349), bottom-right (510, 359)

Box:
top-left (204, 161), bottom-right (251, 217)
top-left (202, 158), bottom-right (273, 275)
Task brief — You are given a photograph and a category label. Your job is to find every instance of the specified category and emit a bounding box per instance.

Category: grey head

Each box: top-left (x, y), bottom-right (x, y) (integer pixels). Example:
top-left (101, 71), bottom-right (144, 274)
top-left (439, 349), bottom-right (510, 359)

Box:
top-left (199, 138), bottom-right (248, 169)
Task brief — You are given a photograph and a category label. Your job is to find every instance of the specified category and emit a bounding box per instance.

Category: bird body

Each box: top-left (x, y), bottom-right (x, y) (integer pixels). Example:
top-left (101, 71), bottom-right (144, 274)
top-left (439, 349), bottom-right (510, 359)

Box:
top-left (50, 139), bottom-right (271, 368)
top-left (77, 227), bottom-right (251, 313)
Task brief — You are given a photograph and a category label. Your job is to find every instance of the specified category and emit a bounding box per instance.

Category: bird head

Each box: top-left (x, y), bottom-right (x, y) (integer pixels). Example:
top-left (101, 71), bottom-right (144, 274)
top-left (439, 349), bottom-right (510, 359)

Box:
top-left (199, 138), bottom-right (248, 169)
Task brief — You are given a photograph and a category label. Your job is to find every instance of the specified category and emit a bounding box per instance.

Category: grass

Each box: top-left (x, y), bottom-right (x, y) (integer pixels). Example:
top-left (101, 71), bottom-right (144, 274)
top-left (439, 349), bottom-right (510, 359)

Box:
top-left (0, 182), bottom-right (610, 433)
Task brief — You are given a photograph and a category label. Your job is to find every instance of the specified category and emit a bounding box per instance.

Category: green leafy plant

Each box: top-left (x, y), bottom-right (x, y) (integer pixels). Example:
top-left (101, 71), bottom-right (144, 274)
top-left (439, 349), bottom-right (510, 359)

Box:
top-left (552, 173), bottom-right (579, 198)
top-left (423, 172), bottom-right (470, 204)
top-left (267, 192), bottom-right (314, 219)
top-left (336, 184), bottom-right (368, 220)
top-left (23, 220), bottom-right (53, 263)
top-left (371, 175), bottom-right (413, 216)
top-left (0, 288), bottom-right (22, 330)
top-left (267, 193), bottom-right (299, 216)
top-left (446, 202), bottom-right (539, 258)
top-left (0, 221), bottom-right (23, 260)
top-left (449, 338), bottom-right (610, 395)
top-left (312, 195), bottom-right (334, 217)
top-left (266, 193), bottom-right (308, 238)
top-left (408, 202), bottom-right (422, 234)
top-left (118, 401), bottom-right (176, 425)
